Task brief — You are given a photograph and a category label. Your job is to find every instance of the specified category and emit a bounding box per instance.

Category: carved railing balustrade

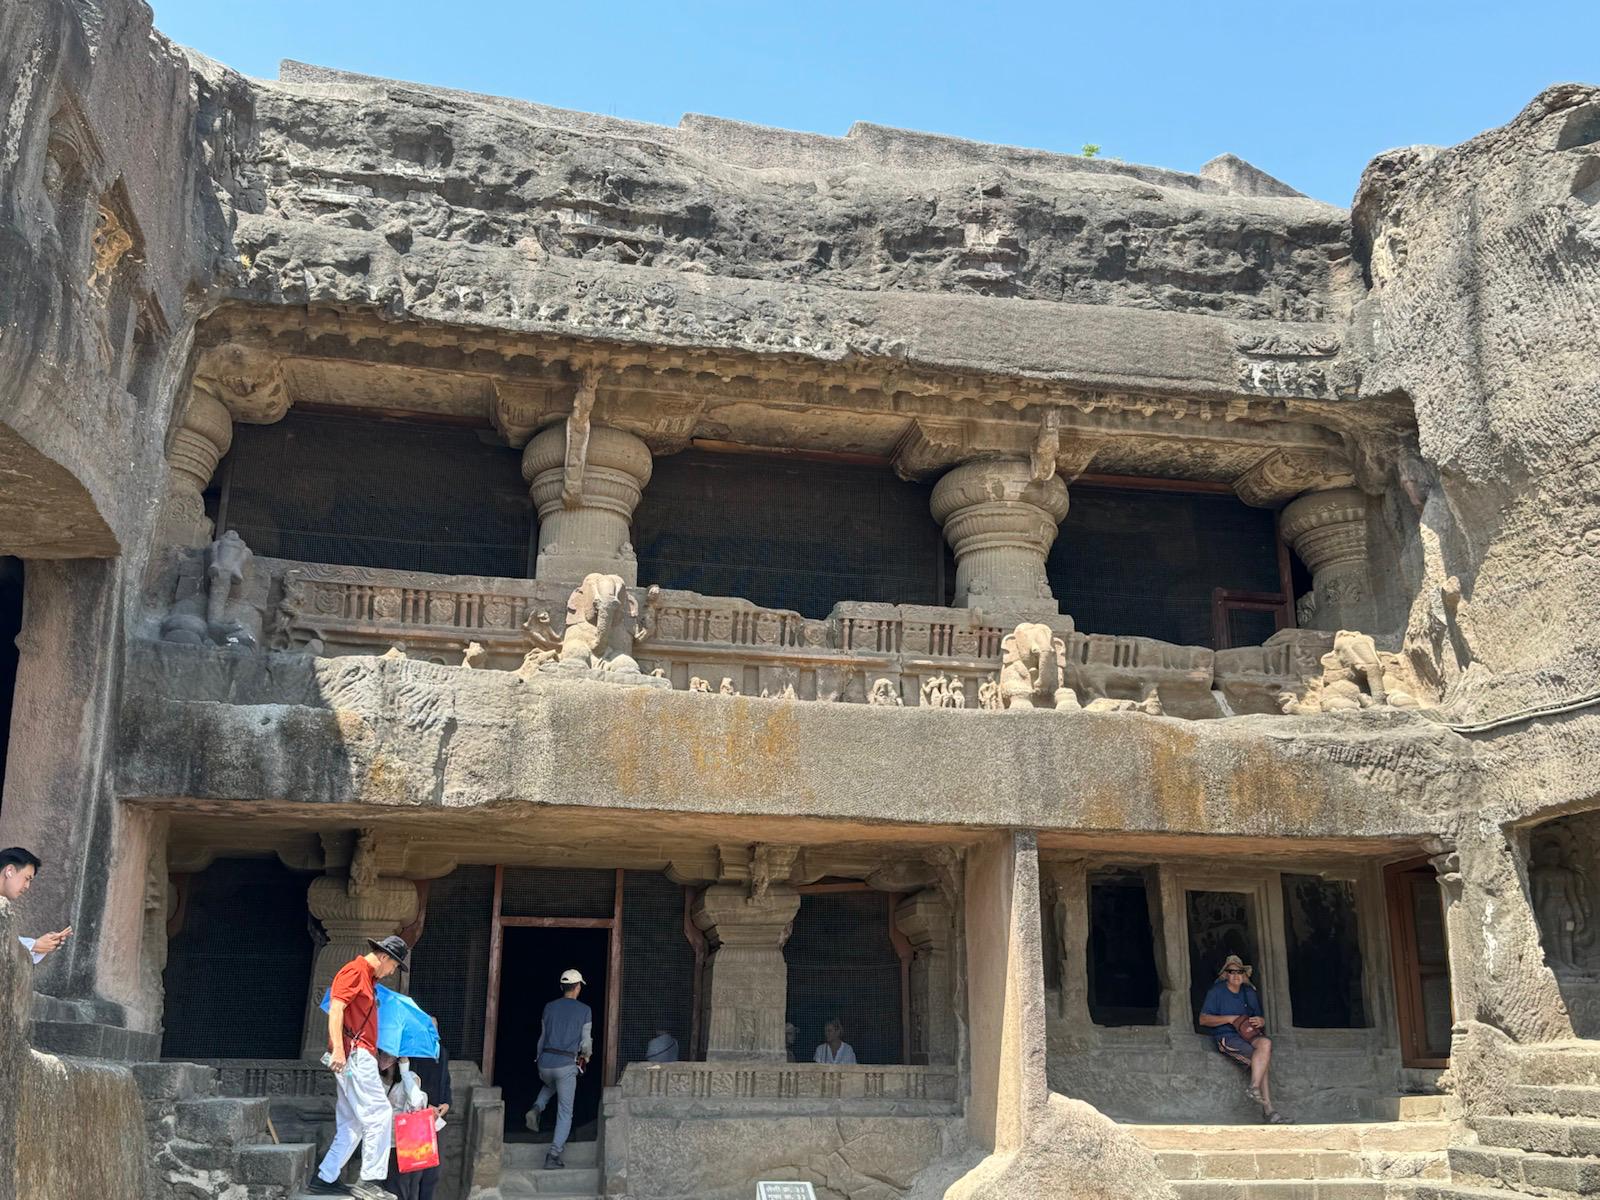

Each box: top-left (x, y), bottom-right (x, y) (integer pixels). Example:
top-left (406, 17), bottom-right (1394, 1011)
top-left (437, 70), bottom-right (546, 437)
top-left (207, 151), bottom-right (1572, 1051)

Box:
top-left (168, 556), bottom-right (1345, 717)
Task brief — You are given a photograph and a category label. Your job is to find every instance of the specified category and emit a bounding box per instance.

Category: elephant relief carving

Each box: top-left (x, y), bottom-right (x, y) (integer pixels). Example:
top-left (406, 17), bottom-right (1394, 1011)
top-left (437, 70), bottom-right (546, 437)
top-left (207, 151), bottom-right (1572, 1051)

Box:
top-left (1000, 622), bottom-right (1079, 710)
top-left (1279, 629), bottom-right (1422, 714)
top-left (161, 530), bottom-right (266, 650)
top-left (524, 572), bottom-right (659, 673)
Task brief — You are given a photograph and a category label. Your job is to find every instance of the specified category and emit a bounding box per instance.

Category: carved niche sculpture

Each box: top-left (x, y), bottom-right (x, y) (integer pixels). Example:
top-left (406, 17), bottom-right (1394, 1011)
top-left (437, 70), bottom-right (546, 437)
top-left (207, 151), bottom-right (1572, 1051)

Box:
top-left (523, 572), bottom-right (660, 675)
top-left (978, 674), bottom-right (1003, 711)
top-left (999, 622), bottom-right (1078, 710)
top-left (1531, 834), bottom-right (1592, 970)
top-left (689, 677), bottom-right (712, 693)
top-left (1278, 629), bottom-right (1422, 714)
top-left (920, 673), bottom-right (964, 708)
top-left (161, 530), bottom-right (265, 649)
top-left (868, 678), bottom-right (903, 707)
top-left (719, 677), bottom-right (738, 696)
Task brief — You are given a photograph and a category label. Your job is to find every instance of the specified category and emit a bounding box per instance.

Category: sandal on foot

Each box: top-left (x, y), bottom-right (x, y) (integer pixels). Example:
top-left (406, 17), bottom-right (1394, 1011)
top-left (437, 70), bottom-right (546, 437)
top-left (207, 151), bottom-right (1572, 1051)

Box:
top-left (1245, 1085), bottom-right (1264, 1104)
top-left (1265, 1110), bottom-right (1295, 1124)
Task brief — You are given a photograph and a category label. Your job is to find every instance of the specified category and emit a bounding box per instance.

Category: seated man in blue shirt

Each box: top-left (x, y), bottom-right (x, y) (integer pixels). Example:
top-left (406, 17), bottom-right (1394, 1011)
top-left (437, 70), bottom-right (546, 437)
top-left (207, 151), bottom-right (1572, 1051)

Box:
top-left (1198, 954), bottom-right (1292, 1124)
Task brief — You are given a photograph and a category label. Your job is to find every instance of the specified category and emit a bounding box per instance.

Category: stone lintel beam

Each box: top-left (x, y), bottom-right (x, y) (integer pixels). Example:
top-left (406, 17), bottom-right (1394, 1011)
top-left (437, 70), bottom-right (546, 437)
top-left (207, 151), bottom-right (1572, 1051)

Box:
top-left (691, 883), bottom-right (801, 1061)
top-left (1280, 486), bottom-right (1375, 631)
top-left (894, 415), bottom-right (1099, 484)
top-left (1233, 448), bottom-right (1355, 508)
top-left (931, 457), bottom-right (1069, 611)
top-left (524, 420), bottom-right (652, 587)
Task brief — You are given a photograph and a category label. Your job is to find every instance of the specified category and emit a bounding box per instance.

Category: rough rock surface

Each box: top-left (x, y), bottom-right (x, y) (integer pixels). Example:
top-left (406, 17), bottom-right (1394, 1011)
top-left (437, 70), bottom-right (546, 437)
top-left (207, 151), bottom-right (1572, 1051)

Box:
top-left (944, 1093), bottom-right (1176, 1200)
top-left (1, 899), bottom-right (146, 1199)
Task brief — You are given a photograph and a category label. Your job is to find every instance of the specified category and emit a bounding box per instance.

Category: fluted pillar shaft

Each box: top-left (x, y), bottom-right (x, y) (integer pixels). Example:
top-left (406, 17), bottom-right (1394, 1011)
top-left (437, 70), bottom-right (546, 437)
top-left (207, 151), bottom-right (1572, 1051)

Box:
top-left (524, 422), bottom-right (652, 586)
top-left (930, 458), bottom-right (1069, 610)
top-left (692, 883), bottom-right (801, 1061)
top-left (1280, 487), bottom-right (1374, 630)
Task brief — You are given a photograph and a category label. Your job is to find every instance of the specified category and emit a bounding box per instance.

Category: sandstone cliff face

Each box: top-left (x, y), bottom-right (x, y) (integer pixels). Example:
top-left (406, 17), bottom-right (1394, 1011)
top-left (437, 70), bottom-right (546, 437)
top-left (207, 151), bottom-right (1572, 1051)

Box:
top-left (1353, 84), bottom-right (1600, 720)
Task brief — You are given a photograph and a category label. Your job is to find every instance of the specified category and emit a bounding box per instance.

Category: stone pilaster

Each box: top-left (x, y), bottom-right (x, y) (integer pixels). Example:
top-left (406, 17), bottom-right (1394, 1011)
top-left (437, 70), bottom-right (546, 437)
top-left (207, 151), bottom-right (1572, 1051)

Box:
top-left (1280, 486), bottom-right (1374, 631)
top-left (155, 386), bottom-right (233, 549)
top-left (895, 890), bottom-right (957, 1065)
top-left (691, 883), bottom-right (800, 1061)
top-left (1040, 859), bottom-right (1092, 1026)
top-left (930, 458), bottom-right (1069, 611)
top-left (524, 421), bottom-right (653, 586)
top-left (301, 874), bottom-right (418, 1058)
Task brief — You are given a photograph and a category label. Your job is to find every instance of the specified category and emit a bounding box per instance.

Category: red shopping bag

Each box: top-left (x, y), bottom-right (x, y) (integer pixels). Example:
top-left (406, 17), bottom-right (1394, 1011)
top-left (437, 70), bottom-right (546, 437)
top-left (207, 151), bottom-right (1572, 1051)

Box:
top-left (394, 1109), bottom-right (440, 1173)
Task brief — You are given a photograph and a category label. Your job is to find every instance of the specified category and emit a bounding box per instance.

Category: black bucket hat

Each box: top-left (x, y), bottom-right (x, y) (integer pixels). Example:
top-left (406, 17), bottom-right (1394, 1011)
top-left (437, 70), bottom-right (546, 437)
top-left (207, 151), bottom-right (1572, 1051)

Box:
top-left (368, 934), bottom-right (411, 970)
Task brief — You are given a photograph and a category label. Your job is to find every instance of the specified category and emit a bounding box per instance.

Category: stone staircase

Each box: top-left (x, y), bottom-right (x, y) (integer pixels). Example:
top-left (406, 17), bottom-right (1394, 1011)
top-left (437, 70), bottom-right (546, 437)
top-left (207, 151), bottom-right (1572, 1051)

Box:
top-left (500, 1138), bottom-right (603, 1199)
top-left (1414, 1041), bottom-right (1600, 1200)
top-left (136, 1061), bottom-right (320, 1199)
top-left (1127, 1096), bottom-right (1454, 1198)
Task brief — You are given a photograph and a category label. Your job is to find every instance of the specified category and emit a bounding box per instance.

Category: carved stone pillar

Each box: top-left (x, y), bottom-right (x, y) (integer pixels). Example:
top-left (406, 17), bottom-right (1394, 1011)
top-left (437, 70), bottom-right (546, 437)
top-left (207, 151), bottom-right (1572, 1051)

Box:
top-left (895, 890), bottom-right (956, 1065)
top-left (301, 874), bottom-right (418, 1057)
top-left (155, 387), bottom-right (233, 549)
top-left (1041, 859), bottom-right (1092, 1026)
top-left (691, 883), bottom-right (801, 1061)
top-left (524, 421), bottom-right (652, 586)
top-left (930, 458), bottom-right (1069, 610)
top-left (1280, 487), bottom-right (1374, 630)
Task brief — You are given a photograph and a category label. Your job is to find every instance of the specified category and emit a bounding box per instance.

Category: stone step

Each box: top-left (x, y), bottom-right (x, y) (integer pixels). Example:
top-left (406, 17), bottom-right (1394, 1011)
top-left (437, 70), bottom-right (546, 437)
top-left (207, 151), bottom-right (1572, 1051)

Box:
top-left (1518, 1044), bottom-right (1600, 1088)
top-left (503, 1139), bottom-right (599, 1167)
top-left (1415, 1187), bottom-right (1538, 1200)
top-left (1508, 1085), bottom-right (1600, 1120)
top-left (1155, 1147), bottom-right (1445, 1184)
top-left (1126, 1121), bottom-right (1453, 1154)
top-left (132, 1061), bottom-right (219, 1102)
top-left (174, 1095), bottom-right (272, 1145)
top-left (1397, 1095), bottom-right (1459, 1123)
top-left (1473, 1115), bottom-right (1600, 1158)
top-left (499, 1165), bottom-right (603, 1197)
top-left (1449, 1144), bottom-right (1600, 1195)
top-left (1173, 1182), bottom-right (1410, 1198)
top-left (236, 1142), bottom-right (317, 1188)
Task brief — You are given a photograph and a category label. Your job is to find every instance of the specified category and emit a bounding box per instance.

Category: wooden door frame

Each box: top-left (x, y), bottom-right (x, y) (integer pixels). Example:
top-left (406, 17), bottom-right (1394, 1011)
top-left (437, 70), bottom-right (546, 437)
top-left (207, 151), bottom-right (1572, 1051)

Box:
top-left (1384, 857), bottom-right (1451, 1069)
top-left (482, 866), bottom-right (625, 1087)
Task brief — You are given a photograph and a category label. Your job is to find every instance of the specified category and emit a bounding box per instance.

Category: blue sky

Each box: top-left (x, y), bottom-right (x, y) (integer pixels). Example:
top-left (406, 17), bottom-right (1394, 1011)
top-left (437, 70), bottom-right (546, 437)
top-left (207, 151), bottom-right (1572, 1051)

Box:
top-left (149, 1), bottom-right (1599, 206)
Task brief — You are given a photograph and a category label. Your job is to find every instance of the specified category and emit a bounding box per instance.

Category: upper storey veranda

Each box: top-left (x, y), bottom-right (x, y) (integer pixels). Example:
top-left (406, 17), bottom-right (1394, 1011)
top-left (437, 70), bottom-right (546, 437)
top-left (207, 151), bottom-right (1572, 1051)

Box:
top-left (206, 59), bottom-right (1365, 412)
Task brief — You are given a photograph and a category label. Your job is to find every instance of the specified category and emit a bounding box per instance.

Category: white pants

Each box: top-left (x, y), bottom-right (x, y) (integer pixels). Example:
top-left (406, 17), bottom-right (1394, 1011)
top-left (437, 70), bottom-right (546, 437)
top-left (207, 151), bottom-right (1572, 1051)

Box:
top-left (317, 1047), bottom-right (393, 1183)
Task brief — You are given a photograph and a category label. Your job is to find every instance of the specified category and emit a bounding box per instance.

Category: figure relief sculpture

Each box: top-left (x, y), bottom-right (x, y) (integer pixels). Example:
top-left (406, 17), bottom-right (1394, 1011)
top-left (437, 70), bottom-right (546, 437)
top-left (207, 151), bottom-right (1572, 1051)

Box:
top-left (461, 641), bottom-right (488, 669)
top-left (522, 573), bottom-right (662, 677)
top-left (978, 674), bottom-right (1003, 711)
top-left (718, 677), bottom-right (738, 695)
top-left (920, 673), bottom-right (964, 709)
top-left (1531, 835), bottom-right (1592, 970)
top-left (1278, 629), bottom-right (1422, 714)
top-left (161, 529), bottom-right (265, 650)
top-left (999, 622), bottom-right (1079, 710)
top-left (868, 678), bottom-right (903, 707)
top-left (689, 676), bottom-right (712, 693)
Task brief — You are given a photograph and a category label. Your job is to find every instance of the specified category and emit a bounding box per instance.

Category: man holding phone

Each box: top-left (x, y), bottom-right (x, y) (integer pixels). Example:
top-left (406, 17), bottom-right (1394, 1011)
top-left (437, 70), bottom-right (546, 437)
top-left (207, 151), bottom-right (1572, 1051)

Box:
top-left (0, 847), bottom-right (72, 964)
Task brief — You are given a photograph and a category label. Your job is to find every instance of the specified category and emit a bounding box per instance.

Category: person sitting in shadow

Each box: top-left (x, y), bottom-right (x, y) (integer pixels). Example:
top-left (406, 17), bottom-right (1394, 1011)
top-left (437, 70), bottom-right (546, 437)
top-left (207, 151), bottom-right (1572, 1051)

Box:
top-left (812, 1017), bottom-right (857, 1065)
top-left (1198, 954), bottom-right (1292, 1124)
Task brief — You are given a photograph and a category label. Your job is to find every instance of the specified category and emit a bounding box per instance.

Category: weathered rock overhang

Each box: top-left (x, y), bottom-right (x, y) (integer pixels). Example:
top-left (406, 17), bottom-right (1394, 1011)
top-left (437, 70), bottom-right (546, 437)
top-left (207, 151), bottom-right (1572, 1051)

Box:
top-left (119, 642), bottom-right (1471, 847)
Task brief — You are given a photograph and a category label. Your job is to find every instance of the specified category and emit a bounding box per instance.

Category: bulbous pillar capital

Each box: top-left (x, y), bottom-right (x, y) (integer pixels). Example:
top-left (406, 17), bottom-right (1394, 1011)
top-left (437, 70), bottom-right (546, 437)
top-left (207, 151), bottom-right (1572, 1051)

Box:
top-left (157, 388), bottom-right (235, 549)
top-left (930, 458), bottom-right (1069, 610)
top-left (524, 422), bottom-right (653, 586)
top-left (1281, 487), bottom-right (1373, 630)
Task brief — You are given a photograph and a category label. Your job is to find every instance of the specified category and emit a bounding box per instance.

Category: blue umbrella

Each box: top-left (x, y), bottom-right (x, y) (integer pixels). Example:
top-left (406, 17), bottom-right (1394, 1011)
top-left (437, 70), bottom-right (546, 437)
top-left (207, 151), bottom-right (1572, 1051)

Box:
top-left (320, 984), bottom-right (441, 1060)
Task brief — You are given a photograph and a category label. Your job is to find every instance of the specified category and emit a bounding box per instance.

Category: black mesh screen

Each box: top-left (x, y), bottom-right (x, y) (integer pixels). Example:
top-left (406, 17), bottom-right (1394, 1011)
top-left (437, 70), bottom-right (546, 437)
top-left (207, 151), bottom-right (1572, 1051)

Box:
top-left (1049, 488), bottom-right (1282, 648)
top-left (501, 868), bottom-right (617, 919)
top-left (1282, 874), bottom-right (1369, 1029)
top-left (1087, 872), bottom-right (1162, 1026)
top-left (214, 411), bottom-right (532, 577)
top-left (619, 872), bottom-right (696, 1065)
top-left (409, 866), bottom-right (496, 1065)
top-left (162, 857), bottom-right (314, 1060)
top-left (786, 891), bottom-right (904, 1065)
top-left (633, 450), bottom-right (944, 618)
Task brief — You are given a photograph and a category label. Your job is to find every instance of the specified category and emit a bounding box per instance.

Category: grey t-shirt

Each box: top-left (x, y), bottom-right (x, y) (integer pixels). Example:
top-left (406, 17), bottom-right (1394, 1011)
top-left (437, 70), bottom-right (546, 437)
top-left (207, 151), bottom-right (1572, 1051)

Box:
top-left (536, 996), bottom-right (593, 1070)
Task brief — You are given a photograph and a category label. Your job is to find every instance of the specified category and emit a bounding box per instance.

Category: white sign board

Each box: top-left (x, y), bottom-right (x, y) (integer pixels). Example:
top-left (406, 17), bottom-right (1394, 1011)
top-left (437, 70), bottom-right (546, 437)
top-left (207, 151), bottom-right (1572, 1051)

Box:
top-left (757, 1184), bottom-right (817, 1200)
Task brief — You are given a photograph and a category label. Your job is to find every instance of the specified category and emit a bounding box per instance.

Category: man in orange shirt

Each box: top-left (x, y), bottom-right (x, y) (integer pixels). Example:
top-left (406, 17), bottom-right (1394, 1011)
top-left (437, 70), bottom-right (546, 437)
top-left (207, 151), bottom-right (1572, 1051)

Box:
top-left (307, 935), bottom-right (409, 1199)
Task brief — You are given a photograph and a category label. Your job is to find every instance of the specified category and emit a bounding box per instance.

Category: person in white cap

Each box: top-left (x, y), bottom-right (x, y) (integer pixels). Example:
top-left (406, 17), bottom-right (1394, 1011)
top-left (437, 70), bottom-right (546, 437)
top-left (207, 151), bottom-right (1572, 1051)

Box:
top-left (527, 968), bottom-right (593, 1170)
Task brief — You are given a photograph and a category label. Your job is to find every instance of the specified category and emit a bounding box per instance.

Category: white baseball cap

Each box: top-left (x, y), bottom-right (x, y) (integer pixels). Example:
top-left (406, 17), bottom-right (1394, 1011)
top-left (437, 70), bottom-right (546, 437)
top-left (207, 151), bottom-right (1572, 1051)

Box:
top-left (560, 968), bottom-right (586, 985)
